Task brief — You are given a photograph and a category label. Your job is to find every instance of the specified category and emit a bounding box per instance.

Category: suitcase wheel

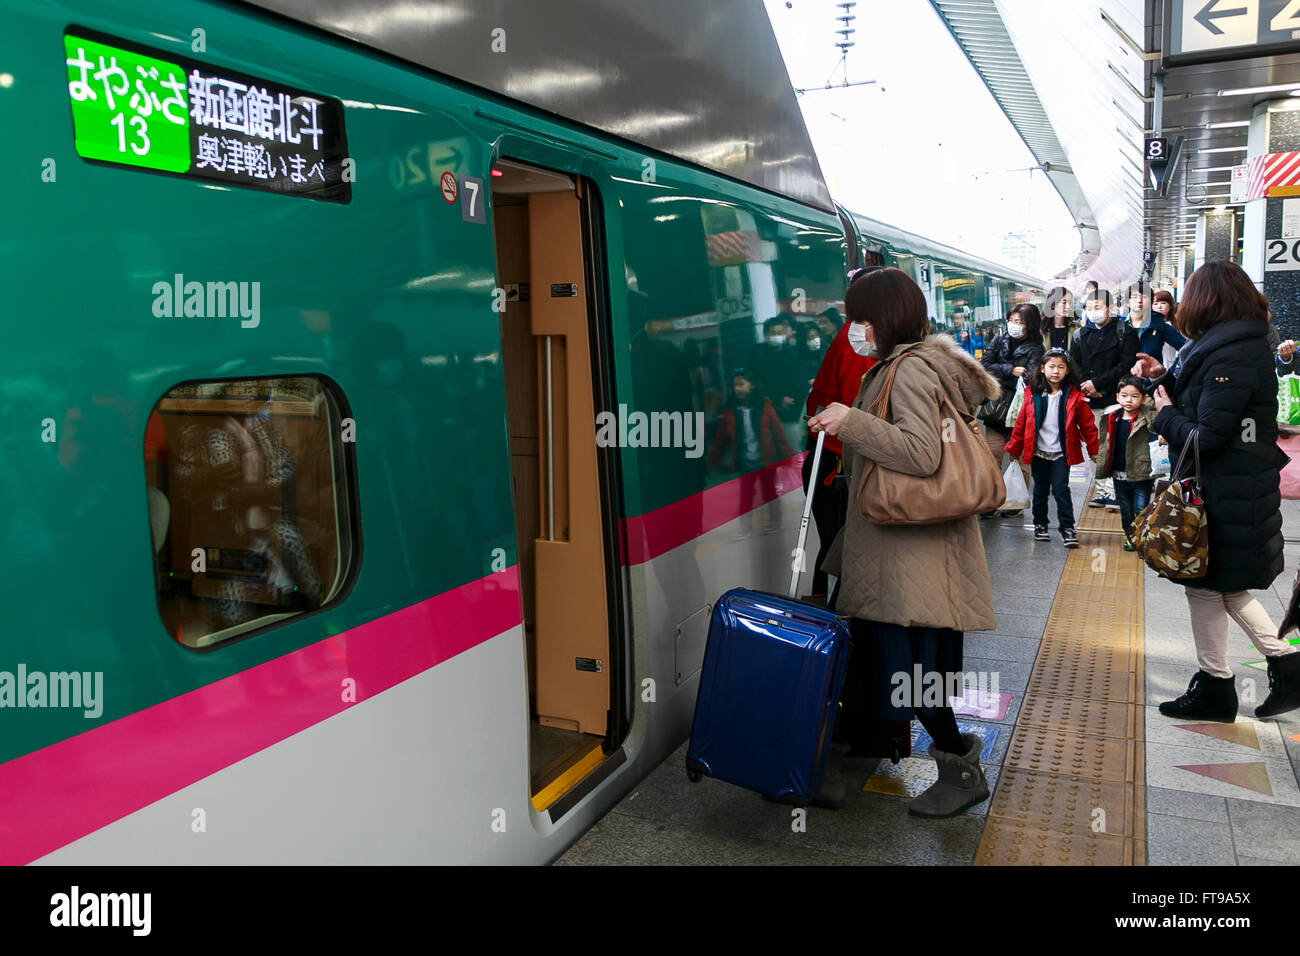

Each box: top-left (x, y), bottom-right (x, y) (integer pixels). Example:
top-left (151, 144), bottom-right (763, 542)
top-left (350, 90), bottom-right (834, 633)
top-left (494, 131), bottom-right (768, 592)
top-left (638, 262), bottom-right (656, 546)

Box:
top-left (687, 768), bottom-right (703, 783)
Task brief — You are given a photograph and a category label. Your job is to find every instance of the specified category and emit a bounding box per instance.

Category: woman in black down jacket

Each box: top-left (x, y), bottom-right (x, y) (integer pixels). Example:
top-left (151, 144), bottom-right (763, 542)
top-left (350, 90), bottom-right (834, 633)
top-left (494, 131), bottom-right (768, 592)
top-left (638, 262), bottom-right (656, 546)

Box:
top-left (1135, 261), bottom-right (1300, 720)
top-left (980, 303), bottom-right (1044, 516)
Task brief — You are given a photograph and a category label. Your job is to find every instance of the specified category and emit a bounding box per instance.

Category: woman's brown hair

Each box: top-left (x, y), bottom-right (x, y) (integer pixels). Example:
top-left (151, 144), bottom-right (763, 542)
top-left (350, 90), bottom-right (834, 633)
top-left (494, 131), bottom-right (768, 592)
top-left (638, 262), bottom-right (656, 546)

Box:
top-left (844, 267), bottom-right (929, 360)
top-left (1153, 289), bottom-right (1177, 328)
top-left (1174, 261), bottom-right (1269, 339)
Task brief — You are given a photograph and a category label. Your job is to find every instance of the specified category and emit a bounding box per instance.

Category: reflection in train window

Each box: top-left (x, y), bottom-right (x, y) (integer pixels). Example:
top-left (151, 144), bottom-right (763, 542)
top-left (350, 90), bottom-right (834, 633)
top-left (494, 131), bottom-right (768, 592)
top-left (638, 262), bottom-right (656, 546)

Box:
top-left (144, 376), bottom-right (358, 649)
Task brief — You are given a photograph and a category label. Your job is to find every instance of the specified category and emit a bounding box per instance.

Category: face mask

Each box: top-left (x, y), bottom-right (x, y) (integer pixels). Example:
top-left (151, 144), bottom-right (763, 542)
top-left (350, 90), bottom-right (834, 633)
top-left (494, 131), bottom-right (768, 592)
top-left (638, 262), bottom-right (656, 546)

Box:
top-left (807, 337), bottom-right (821, 351)
top-left (1007, 322), bottom-right (1025, 339)
top-left (847, 321), bottom-right (878, 357)
top-left (1085, 308), bottom-right (1108, 325)
top-left (767, 335), bottom-right (786, 346)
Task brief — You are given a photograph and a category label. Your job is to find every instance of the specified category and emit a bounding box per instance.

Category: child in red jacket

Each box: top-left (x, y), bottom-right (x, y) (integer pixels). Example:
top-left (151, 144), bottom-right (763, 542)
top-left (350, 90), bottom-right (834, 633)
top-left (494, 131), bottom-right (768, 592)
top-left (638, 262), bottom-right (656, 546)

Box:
top-left (1004, 348), bottom-right (1099, 548)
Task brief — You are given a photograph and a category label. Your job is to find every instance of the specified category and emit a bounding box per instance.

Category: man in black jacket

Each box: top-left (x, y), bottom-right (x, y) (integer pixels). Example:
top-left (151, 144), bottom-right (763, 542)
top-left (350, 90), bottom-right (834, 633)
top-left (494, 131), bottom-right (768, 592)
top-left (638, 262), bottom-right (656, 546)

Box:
top-left (1070, 288), bottom-right (1138, 509)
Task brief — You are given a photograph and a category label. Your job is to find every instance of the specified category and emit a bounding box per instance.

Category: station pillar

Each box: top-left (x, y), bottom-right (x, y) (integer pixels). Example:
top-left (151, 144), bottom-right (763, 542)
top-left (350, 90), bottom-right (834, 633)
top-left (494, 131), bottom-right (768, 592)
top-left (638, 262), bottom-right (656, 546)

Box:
top-left (1242, 99), bottom-right (1300, 339)
top-left (1194, 209), bottom-right (1237, 268)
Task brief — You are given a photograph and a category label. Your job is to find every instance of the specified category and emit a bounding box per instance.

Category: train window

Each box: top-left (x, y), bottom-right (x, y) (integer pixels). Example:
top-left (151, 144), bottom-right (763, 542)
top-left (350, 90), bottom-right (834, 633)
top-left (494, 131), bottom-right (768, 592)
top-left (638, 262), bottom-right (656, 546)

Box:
top-left (144, 376), bottom-right (358, 649)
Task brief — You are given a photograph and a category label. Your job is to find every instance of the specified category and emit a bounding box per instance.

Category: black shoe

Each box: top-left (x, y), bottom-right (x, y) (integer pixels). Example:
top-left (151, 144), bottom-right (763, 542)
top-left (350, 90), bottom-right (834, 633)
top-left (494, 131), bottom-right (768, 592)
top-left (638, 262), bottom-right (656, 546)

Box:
top-left (997, 509), bottom-right (1024, 518)
top-left (1159, 670), bottom-right (1238, 722)
top-left (1088, 494), bottom-right (1107, 508)
top-left (1061, 527), bottom-right (1078, 548)
top-left (1034, 525), bottom-right (1049, 541)
top-left (1256, 653), bottom-right (1300, 719)
top-left (978, 511), bottom-right (997, 519)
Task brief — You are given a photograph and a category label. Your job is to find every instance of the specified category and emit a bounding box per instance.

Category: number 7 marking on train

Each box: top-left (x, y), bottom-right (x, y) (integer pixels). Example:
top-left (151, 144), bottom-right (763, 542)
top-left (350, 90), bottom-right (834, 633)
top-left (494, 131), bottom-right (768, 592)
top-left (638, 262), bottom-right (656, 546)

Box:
top-left (462, 175), bottom-right (486, 223)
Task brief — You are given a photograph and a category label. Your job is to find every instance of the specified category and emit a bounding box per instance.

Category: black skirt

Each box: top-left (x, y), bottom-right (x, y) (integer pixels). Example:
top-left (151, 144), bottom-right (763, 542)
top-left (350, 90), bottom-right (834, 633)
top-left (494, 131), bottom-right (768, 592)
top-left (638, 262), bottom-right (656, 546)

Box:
top-left (847, 618), bottom-right (965, 721)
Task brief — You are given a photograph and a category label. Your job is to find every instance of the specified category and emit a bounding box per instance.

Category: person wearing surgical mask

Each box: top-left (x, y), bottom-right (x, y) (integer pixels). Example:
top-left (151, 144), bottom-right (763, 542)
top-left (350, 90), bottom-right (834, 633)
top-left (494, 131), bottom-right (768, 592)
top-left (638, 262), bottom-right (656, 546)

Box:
top-left (1069, 287), bottom-right (1138, 510)
top-left (979, 303), bottom-right (1043, 516)
top-left (752, 315), bottom-right (801, 424)
top-left (797, 322), bottom-right (825, 398)
top-left (846, 318), bottom-right (878, 358)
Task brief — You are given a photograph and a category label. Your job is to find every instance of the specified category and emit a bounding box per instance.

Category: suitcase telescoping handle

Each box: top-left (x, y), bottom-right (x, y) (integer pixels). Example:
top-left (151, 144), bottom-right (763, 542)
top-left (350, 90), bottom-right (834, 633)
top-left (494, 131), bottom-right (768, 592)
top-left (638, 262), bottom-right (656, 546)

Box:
top-left (788, 427), bottom-right (826, 599)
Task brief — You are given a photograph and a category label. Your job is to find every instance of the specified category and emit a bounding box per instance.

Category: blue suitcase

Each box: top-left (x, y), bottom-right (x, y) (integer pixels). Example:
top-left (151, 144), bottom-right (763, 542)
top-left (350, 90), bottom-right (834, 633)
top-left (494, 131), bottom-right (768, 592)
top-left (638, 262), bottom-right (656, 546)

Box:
top-left (685, 431), bottom-right (851, 800)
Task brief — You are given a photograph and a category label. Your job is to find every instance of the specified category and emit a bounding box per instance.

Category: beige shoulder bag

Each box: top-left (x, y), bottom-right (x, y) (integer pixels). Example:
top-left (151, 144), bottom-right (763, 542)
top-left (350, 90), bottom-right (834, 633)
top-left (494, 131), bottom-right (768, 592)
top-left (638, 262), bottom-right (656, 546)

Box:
top-left (855, 354), bottom-right (1005, 526)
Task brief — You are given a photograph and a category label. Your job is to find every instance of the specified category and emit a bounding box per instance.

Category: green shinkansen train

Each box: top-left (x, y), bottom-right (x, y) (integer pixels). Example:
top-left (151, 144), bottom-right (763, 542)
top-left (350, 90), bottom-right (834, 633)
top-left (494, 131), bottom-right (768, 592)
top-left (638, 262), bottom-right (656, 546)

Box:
top-left (0, 0), bottom-right (1042, 863)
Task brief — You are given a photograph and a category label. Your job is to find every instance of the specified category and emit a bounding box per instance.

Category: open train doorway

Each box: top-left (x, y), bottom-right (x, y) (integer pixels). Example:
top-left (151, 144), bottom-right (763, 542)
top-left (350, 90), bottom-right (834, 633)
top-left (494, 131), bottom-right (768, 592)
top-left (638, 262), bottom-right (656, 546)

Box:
top-left (489, 158), bottom-right (624, 815)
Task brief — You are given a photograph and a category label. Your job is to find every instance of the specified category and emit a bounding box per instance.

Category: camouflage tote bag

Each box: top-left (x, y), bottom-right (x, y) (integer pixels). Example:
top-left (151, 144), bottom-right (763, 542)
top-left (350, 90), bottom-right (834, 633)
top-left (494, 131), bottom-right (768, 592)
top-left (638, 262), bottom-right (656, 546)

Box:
top-left (1131, 430), bottom-right (1208, 580)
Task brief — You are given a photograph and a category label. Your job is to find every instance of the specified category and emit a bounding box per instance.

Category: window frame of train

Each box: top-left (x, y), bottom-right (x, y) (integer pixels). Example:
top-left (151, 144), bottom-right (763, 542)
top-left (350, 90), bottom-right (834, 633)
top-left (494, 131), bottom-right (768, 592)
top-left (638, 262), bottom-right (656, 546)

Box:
top-left (143, 374), bottom-right (361, 651)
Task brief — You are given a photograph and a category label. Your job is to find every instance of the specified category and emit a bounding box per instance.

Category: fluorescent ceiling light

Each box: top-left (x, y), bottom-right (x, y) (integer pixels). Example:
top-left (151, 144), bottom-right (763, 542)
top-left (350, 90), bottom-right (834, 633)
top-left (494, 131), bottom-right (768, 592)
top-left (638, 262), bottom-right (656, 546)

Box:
top-left (1206, 121), bottom-right (1250, 129)
top-left (1199, 146), bottom-right (1247, 154)
top-left (1218, 83), bottom-right (1300, 96)
top-left (1195, 166), bottom-right (1238, 172)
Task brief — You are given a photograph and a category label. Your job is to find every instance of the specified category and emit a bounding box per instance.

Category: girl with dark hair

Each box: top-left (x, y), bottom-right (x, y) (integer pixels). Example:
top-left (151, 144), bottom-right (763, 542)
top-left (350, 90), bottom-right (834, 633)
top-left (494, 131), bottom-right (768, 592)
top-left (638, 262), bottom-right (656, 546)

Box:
top-left (1152, 289), bottom-right (1177, 326)
top-left (978, 303), bottom-right (1045, 517)
top-left (809, 267), bottom-right (1001, 819)
top-left (1133, 260), bottom-right (1300, 720)
top-left (1043, 287), bottom-right (1078, 352)
top-left (1005, 348), bottom-right (1097, 547)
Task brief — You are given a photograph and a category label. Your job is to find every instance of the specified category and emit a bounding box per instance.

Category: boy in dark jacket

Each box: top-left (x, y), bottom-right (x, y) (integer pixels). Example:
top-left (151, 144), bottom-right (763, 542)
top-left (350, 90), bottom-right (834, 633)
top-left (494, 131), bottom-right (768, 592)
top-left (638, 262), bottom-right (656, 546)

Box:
top-left (1070, 288), bottom-right (1138, 510)
top-left (1124, 280), bottom-right (1186, 359)
top-left (1095, 377), bottom-right (1157, 550)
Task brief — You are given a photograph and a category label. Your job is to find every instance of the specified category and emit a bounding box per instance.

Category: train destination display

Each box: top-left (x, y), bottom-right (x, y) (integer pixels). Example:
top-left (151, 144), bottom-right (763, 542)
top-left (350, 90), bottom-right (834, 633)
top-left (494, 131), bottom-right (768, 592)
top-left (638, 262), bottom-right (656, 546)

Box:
top-left (65, 30), bottom-right (350, 202)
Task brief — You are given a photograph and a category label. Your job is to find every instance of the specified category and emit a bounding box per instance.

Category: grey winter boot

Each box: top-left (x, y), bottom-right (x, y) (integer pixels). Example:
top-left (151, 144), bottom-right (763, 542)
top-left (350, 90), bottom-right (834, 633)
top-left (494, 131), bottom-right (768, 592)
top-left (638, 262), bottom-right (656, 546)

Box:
top-left (906, 733), bottom-right (989, 818)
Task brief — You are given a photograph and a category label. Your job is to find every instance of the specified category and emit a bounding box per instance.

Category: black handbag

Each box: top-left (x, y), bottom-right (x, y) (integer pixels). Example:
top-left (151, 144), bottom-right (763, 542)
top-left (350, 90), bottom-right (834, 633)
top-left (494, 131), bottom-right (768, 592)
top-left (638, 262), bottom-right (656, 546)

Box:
top-left (977, 389), bottom-right (1013, 426)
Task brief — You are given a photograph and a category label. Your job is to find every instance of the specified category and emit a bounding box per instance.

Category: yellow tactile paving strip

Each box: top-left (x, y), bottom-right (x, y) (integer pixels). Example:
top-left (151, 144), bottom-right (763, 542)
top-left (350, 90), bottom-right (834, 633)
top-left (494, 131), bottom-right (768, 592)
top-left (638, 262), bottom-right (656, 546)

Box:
top-left (976, 489), bottom-right (1147, 865)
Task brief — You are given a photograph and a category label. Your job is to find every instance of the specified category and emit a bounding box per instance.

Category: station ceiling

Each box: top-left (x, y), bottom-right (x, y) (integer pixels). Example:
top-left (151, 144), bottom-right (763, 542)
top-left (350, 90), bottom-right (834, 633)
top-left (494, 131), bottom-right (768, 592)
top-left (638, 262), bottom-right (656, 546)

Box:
top-left (933, 0), bottom-right (1300, 292)
top-left (1151, 1), bottom-right (1300, 283)
top-left (239, 0), bottom-right (837, 213)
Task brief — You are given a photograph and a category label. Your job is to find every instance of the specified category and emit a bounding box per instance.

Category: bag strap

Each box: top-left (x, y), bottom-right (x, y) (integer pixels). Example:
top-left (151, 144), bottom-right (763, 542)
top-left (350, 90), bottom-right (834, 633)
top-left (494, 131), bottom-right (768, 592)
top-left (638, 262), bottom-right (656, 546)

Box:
top-left (866, 353), bottom-right (913, 419)
top-left (1170, 428), bottom-right (1202, 490)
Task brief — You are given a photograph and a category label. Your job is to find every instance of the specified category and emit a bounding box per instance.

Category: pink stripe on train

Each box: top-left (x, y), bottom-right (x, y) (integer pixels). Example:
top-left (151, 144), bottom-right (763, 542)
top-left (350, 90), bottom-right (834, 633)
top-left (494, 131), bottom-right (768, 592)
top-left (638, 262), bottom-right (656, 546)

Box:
top-left (619, 454), bottom-right (806, 565)
top-left (0, 567), bottom-right (521, 865)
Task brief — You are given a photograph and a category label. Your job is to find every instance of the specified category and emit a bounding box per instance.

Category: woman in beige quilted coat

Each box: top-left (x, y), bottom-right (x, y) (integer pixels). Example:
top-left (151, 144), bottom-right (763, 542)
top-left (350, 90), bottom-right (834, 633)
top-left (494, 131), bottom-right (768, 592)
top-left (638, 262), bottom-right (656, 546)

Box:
top-left (809, 267), bottom-right (1002, 819)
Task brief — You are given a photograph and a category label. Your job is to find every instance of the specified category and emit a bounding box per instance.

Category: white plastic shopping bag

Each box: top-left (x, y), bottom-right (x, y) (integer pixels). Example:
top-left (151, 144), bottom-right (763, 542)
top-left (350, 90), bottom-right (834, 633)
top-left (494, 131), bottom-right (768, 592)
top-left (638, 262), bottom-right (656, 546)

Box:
top-left (1149, 439), bottom-right (1171, 478)
top-left (1003, 377), bottom-right (1026, 429)
top-left (1002, 460), bottom-right (1030, 511)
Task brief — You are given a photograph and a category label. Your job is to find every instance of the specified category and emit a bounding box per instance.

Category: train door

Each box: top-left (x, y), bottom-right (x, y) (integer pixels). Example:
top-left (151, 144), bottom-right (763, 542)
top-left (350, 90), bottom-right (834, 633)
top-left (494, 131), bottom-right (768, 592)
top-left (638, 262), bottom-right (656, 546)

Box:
top-left (489, 159), bottom-right (622, 814)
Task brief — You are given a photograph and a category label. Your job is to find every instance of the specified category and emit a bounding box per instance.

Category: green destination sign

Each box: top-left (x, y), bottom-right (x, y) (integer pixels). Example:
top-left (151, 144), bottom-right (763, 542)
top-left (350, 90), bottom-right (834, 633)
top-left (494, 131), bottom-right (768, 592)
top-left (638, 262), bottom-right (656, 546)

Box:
top-left (64, 29), bottom-right (350, 202)
top-left (65, 34), bottom-right (190, 172)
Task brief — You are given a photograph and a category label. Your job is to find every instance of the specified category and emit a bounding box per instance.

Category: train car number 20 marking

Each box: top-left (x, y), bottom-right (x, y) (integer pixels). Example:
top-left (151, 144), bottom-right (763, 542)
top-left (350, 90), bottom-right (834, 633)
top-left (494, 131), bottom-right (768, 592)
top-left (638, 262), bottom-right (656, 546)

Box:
top-left (440, 171), bottom-right (458, 203)
top-left (1265, 238), bottom-right (1300, 271)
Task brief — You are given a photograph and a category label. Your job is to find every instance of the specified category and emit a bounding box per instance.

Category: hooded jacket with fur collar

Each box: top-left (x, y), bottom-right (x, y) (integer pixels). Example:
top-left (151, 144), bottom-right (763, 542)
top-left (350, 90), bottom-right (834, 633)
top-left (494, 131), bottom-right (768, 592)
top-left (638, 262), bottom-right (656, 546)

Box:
top-left (826, 335), bottom-right (1001, 632)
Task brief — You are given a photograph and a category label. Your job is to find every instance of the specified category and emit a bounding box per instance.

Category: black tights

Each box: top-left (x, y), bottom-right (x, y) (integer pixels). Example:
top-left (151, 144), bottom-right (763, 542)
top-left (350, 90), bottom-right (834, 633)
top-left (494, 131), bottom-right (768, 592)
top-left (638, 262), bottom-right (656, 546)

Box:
top-left (915, 706), bottom-right (964, 755)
